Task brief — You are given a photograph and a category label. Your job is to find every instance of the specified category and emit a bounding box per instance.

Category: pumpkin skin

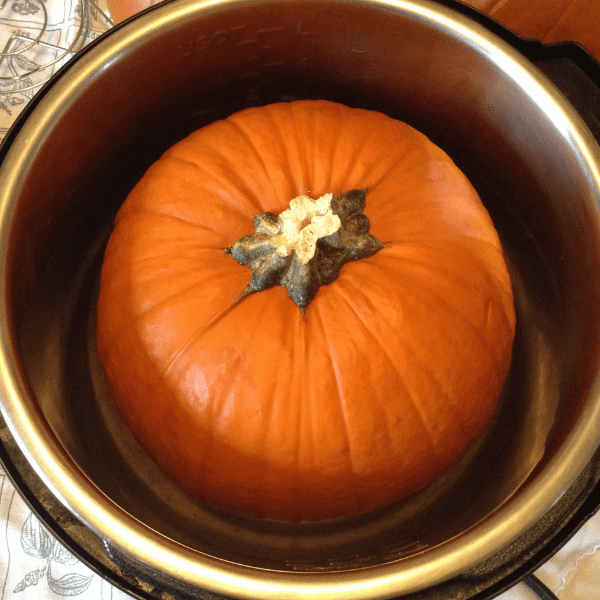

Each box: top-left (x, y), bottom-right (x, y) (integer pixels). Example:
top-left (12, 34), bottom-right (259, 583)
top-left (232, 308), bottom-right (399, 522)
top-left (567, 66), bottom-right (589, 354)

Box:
top-left (96, 100), bottom-right (516, 522)
top-left (106, 0), bottom-right (163, 23)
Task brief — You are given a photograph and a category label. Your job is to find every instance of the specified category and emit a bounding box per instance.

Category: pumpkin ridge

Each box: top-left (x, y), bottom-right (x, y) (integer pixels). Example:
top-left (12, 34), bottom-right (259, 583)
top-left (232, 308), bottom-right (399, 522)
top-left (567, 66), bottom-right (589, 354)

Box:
top-left (315, 105), bottom-right (368, 192)
top-left (97, 278), bottom-right (200, 353)
top-left (330, 277), bottom-right (449, 467)
top-left (123, 206), bottom-right (241, 241)
top-left (100, 269), bottom-right (248, 396)
top-left (230, 103), bottom-right (308, 201)
top-left (387, 318), bottom-right (477, 455)
top-left (287, 103), bottom-right (318, 190)
top-left (387, 239), bottom-right (510, 299)
top-left (160, 151), bottom-right (204, 173)
top-left (289, 308), bottom-right (316, 520)
top-left (223, 117), bottom-right (285, 205)
top-left (413, 266), bottom-right (509, 370)
top-left (331, 269), bottom-right (476, 444)
top-left (115, 246), bottom-right (220, 264)
top-left (379, 239), bottom-right (509, 286)
top-left (108, 218), bottom-right (226, 260)
top-left (311, 306), bottom-right (364, 512)
top-left (100, 259), bottom-right (237, 351)
top-left (207, 311), bottom-right (276, 478)
top-left (158, 294), bottom-right (253, 382)
top-left (369, 253), bottom-right (509, 372)
top-left (248, 309), bottom-right (309, 519)
top-left (358, 140), bottom-right (431, 198)
top-left (190, 300), bottom-right (280, 509)
top-left (303, 101), bottom-right (422, 192)
top-left (291, 309), bottom-right (306, 519)
top-left (307, 103), bottom-right (414, 195)
top-left (163, 152), bottom-right (263, 218)
top-left (300, 310), bottom-right (320, 495)
top-left (287, 101), bottom-right (354, 192)
top-left (402, 333), bottom-right (478, 446)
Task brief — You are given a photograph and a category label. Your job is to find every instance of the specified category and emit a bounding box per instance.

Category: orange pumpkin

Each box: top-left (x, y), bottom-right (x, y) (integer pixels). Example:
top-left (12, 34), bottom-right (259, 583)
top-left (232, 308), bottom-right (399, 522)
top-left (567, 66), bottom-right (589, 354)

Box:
top-left (106, 0), bottom-right (162, 23)
top-left (96, 100), bottom-right (515, 522)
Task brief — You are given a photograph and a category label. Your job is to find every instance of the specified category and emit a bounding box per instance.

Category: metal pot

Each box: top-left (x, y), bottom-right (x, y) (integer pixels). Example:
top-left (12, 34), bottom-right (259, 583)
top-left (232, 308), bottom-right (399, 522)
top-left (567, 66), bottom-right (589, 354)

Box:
top-left (0, 0), bottom-right (599, 598)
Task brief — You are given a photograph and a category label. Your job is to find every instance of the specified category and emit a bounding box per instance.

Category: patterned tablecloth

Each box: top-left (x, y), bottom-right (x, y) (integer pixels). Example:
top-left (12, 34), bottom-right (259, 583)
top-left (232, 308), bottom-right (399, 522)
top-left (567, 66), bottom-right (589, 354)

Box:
top-left (0, 1), bottom-right (599, 599)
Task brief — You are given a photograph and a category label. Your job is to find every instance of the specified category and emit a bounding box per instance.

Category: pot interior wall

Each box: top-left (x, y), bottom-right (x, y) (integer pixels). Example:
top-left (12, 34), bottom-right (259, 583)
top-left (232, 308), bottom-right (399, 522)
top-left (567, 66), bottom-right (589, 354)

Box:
top-left (4, 0), bottom-right (600, 573)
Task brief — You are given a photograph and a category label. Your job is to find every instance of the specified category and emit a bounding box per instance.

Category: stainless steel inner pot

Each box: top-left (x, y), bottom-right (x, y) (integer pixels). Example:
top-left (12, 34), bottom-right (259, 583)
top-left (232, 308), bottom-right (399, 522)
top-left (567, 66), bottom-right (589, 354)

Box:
top-left (1, 0), bottom-right (600, 598)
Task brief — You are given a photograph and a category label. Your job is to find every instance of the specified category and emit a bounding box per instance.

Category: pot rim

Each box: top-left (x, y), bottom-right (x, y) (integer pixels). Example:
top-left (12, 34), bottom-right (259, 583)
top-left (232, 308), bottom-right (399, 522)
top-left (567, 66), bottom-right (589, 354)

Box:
top-left (1, 0), bottom-right (600, 598)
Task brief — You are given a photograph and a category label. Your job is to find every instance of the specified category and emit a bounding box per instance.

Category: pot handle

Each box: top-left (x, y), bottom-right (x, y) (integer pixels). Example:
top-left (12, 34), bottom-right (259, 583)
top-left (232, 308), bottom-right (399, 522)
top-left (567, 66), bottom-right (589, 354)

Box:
top-left (441, 0), bottom-right (600, 144)
top-left (531, 48), bottom-right (600, 144)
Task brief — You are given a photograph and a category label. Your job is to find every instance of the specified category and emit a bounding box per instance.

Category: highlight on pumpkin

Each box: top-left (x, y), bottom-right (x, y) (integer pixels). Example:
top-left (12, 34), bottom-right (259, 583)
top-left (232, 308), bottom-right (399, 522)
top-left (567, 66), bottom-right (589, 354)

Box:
top-left (225, 188), bottom-right (385, 311)
top-left (96, 99), bottom-right (516, 522)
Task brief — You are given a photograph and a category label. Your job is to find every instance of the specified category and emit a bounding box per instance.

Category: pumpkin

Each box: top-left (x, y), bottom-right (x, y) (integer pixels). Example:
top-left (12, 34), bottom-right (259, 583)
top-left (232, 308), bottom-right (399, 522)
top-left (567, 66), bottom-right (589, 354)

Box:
top-left (96, 100), bottom-right (516, 522)
top-left (106, 0), bottom-right (162, 23)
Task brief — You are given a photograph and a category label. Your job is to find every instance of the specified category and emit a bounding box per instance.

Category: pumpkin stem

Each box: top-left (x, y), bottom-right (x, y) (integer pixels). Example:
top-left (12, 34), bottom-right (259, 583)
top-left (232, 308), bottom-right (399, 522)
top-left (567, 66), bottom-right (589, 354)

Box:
top-left (225, 189), bottom-right (384, 311)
